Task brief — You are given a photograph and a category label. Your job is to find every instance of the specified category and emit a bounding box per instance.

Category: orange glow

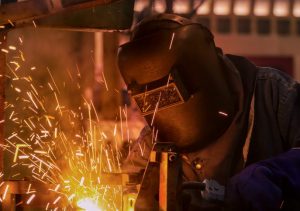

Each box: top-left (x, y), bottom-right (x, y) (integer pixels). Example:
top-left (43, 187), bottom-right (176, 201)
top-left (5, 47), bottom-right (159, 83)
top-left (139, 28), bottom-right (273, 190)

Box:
top-left (293, 0), bottom-right (300, 17)
top-left (77, 198), bottom-right (102, 211)
top-left (273, 0), bottom-right (290, 17)
top-left (196, 0), bottom-right (211, 15)
top-left (214, 0), bottom-right (231, 16)
top-left (173, 0), bottom-right (190, 14)
top-left (154, 0), bottom-right (166, 13)
top-left (254, 0), bottom-right (271, 16)
top-left (234, 0), bottom-right (251, 16)
top-left (134, 0), bottom-right (148, 12)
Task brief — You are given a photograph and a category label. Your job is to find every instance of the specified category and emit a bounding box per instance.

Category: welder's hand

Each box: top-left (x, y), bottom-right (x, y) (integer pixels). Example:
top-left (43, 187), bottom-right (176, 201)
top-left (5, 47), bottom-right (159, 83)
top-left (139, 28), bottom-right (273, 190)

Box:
top-left (225, 164), bottom-right (283, 211)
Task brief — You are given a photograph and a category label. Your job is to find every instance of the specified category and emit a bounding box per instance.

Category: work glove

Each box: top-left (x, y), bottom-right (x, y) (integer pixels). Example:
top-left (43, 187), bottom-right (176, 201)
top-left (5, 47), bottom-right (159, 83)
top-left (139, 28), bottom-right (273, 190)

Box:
top-left (225, 149), bottom-right (300, 211)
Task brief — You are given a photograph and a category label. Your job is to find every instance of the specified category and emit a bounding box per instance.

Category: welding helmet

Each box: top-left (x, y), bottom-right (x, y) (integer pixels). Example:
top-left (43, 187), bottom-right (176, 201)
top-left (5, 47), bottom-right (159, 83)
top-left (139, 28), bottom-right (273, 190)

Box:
top-left (118, 14), bottom-right (237, 151)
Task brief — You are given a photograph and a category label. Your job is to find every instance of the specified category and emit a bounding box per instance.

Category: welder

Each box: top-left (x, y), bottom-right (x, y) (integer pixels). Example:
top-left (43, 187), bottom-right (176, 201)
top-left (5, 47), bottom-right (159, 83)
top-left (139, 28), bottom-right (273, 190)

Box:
top-left (118, 14), bottom-right (300, 211)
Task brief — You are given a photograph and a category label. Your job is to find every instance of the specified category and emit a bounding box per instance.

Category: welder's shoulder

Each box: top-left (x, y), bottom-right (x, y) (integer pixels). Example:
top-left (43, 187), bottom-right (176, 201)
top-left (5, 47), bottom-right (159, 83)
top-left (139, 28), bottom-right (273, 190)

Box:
top-left (255, 66), bottom-right (300, 147)
top-left (122, 126), bottom-right (153, 173)
top-left (255, 66), bottom-right (299, 102)
top-left (256, 66), bottom-right (298, 89)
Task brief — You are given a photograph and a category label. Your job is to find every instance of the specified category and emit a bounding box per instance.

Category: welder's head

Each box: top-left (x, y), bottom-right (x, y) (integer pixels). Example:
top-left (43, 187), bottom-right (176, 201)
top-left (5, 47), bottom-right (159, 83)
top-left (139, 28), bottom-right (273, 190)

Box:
top-left (118, 14), bottom-right (237, 151)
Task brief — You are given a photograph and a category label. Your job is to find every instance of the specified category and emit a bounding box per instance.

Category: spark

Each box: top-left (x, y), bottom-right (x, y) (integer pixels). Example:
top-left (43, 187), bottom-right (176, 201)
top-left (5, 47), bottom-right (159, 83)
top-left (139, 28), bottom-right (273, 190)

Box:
top-left (218, 111), bottom-right (228, 117)
top-left (8, 19), bottom-right (14, 26)
top-left (68, 194), bottom-right (75, 201)
top-left (8, 45), bottom-right (16, 50)
top-left (13, 144), bottom-right (30, 162)
top-left (19, 50), bottom-right (25, 61)
top-left (27, 183), bottom-right (32, 193)
top-left (30, 84), bottom-right (39, 96)
top-left (46, 202), bottom-right (50, 210)
top-left (76, 63), bottom-right (81, 78)
top-left (166, 74), bottom-right (171, 87)
top-left (14, 87), bottom-right (21, 92)
top-left (2, 185), bottom-right (9, 200)
top-left (27, 92), bottom-right (38, 109)
top-left (48, 82), bottom-right (54, 91)
top-left (18, 37), bottom-right (23, 44)
top-left (26, 194), bottom-right (36, 204)
top-left (80, 177), bottom-right (85, 186)
top-left (32, 20), bottom-right (37, 28)
top-left (54, 92), bottom-right (62, 116)
top-left (169, 32), bottom-right (175, 50)
top-left (101, 132), bottom-right (107, 139)
top-left (9, 110), bottom-right (15, 119)
top-left (16, 201), bottom-right (23, 207)
top-left (102, 71), bottom-right (109, 91)
top-left (151, 92), bottom-right (162, 126)
top-left (2, 42), bottom-right (126, 210)
top-left (19, 155), bottom-right (29, 159)
top-left (34, 150), bottom-right (47, 154)
top-left (12, 173), bottom-right (21, 178)
top-left (119, 107), bottom-right (124, 143)
top-left (1, 48), bottom-right (8, 53)
top-left (54, 184), bottom-right (60, 191)
top-left (47, 67), bottom-right (60, 94)
top-left (76, 151), bottom-right (84, 157)
top-left (53, 196), bottom-right (61, 204)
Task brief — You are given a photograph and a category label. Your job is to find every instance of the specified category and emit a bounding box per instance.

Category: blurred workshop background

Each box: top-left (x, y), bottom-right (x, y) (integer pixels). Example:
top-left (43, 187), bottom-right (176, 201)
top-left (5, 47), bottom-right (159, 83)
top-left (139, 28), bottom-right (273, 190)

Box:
top-left (0, 0), bottom-right (300, 210)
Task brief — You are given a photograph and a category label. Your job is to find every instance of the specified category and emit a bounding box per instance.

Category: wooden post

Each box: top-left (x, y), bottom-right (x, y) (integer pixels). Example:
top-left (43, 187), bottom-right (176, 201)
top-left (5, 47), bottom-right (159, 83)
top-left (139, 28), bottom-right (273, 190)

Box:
top-left (95, 32), bottom-right (122, 120)
top-left (0, 30), bottom-right (7, 174)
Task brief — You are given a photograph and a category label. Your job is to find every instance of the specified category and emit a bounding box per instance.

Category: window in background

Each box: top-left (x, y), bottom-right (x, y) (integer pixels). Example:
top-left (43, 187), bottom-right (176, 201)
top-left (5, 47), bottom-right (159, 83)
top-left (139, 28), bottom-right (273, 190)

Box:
top-left (173, 0), bottom-right (191, 14)
top-left (273, 0), bottom-right (290, 17)
top-left (237, 18), bottom-right (251, 34)
top-left (154, 0), bottom-right (166, 13)
top-left (293, 0), bottom-right (300, 17)
top-left (134, 0), bottom-right (149, 12)
top-left (234, 0), bottom-right (251, 16)
top-left (214, 0), bottom-right (232, 16)
top-left (195, 0), bottom-right (211, 15)
top-left (217, 17), bottom-right (231, 33)
top-left (256, 18), bottom-right (271, 34)
top-left (276, 19), bottom-right (290, 35)
top-left (254, 0), bottom-right (271, 16)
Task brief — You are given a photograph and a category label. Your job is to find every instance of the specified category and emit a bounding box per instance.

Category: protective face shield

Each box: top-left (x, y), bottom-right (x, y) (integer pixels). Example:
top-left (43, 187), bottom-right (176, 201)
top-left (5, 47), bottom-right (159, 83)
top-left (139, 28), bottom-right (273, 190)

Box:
top-left (118, 14), bottom-right (237, 151)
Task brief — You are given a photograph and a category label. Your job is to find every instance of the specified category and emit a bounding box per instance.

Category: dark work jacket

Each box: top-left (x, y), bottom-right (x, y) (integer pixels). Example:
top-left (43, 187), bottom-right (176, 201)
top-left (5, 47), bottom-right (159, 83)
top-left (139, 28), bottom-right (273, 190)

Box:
top-left (122, 54), bottom-right (300, 210)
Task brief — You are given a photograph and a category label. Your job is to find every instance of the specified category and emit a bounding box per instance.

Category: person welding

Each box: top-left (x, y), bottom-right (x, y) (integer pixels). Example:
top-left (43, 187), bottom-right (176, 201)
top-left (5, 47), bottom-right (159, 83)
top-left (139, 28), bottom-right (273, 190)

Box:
top-left (117, 13), bottom-right (300, 211)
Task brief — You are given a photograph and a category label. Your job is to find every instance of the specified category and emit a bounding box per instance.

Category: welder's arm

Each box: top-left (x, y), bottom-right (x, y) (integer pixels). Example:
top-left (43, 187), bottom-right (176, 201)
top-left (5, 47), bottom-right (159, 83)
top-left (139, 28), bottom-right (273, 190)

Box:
top-left (122, 126), bottom-right (153, 173)
top-left (226, 148), bottom-right (300, 211)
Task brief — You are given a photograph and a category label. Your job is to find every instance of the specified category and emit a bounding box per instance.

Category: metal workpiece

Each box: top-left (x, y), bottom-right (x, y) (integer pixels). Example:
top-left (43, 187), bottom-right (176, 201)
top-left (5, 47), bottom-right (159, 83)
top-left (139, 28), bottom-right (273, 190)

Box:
top-left (100, 172), bottom-right (142, 186)
top-left (135, 142), bottom-right (183, 211)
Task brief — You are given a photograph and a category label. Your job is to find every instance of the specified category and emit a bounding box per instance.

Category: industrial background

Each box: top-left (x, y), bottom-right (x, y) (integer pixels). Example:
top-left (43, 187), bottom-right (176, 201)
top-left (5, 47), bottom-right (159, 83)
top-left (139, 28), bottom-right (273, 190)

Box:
top-left (0, 0), bottom-right (299, 210)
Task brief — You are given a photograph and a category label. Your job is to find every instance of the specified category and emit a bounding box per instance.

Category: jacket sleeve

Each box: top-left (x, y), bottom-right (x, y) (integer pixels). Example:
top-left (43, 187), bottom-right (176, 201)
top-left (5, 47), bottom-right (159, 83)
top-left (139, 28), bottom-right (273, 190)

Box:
top-left (122, 126), bottom-right (154, 173)
top-left (226, 76), bottom-right (300, 211)
top-left (277, 77), bottom-right (300, 148)
top-left (226, 149), bottom-right (300, 211)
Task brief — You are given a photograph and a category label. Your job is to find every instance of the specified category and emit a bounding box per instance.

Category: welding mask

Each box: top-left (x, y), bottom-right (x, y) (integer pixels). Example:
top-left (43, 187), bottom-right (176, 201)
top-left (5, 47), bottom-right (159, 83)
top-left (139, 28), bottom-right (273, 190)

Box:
top-left (118, 14), bottom-right (237, 151)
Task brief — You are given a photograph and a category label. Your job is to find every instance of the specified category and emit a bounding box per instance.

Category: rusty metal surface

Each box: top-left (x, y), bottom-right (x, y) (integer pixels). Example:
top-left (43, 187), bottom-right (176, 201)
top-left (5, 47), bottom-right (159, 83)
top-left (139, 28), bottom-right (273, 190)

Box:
top-left (0, 0), bottom-right (119, 26)
top-left (34, 0), bottom-right (135, 31)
